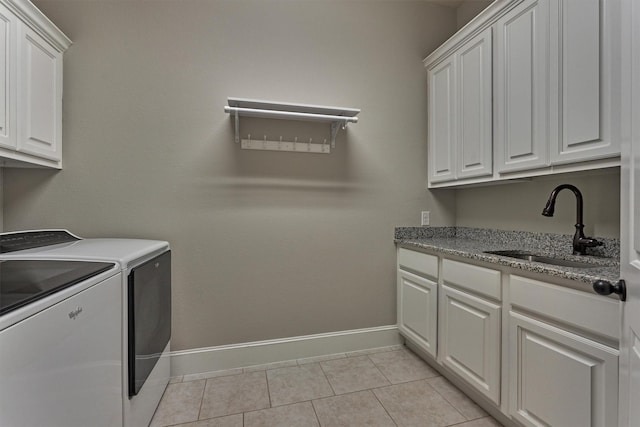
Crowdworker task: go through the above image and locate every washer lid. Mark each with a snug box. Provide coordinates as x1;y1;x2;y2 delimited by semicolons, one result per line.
0;260;115;316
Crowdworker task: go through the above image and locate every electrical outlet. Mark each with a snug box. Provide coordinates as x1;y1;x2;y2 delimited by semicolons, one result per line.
421;211;430;226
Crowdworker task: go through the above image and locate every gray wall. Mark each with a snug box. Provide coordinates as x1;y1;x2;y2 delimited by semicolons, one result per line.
455;168;620;238
457;0;493;29
3;0;457;351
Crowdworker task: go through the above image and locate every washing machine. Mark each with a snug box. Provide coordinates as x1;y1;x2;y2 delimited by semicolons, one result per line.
0;229;171;427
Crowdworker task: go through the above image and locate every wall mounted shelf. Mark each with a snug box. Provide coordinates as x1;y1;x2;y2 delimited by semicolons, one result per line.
224;97;360;152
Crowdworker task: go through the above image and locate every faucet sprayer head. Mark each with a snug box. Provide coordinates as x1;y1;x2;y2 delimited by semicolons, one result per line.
542;199;555;217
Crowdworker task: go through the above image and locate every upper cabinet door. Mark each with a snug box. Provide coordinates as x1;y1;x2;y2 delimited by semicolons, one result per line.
495;0;551;173
457;28;493;179
550;0;620;164
428;54;457;184
427;28;493;186
16;22;63;162
0;2;15;151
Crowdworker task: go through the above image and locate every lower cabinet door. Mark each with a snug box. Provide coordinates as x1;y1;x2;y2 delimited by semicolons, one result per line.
397;269;438;358
440;284;501;404
509;311;619;427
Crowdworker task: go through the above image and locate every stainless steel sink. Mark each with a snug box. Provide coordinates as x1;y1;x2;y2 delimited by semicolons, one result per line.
484;250;601;268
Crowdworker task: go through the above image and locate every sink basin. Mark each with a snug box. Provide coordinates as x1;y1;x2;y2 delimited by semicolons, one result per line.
484;250;601;268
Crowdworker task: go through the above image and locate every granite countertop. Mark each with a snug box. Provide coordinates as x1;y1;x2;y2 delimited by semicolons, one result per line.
395;227;620;285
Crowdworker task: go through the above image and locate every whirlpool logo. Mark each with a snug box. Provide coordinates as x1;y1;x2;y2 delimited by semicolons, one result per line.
68;306;83;320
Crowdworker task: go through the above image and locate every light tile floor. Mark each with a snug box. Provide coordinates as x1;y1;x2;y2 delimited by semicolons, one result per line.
151;345;504;427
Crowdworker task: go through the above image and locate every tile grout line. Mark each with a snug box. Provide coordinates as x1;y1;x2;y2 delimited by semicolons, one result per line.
370;387;399;427
149;385;170;426
422;379;468;423
309;399;322;427
366;353;395;385
196;379;207;422
317;361;337;397
446;415;501;427
264;369;273;410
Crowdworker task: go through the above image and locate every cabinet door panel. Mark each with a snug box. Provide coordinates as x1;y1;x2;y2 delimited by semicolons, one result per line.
440;284;501;404
496;0;550;173
552;0;620;164
458;28;493;179
562;0;599;146
17;23;62;161
509;312;619;427
398;269;438;358
428;55;456;183
0;3;14;150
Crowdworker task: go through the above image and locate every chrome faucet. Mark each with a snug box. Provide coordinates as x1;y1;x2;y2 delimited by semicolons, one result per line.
541;184;603;255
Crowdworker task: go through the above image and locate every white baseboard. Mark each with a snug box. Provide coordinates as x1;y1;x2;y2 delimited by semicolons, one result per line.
170;325;402;377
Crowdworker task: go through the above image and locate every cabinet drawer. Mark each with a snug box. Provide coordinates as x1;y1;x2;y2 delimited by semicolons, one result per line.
442;259;501;300
510;275;619;341
398;248;438;279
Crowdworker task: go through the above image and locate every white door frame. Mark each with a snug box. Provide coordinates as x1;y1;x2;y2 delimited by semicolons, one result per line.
618;0;640;424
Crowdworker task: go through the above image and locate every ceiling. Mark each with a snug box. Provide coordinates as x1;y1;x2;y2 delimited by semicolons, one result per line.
425;0;493;8
424;0;465;7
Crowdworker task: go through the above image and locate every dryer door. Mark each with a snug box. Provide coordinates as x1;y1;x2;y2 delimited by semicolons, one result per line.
127;250;171;397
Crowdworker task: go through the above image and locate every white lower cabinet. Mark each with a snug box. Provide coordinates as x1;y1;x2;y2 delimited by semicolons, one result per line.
396;247;620;426
397;248;439;358
440;284;501;405
397;269;438;358
509;311;619;427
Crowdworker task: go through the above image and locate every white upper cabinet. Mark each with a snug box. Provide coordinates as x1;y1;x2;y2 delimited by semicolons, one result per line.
550;0;620;164
457;28;493;179
424;0;621;187
0;0;70;168
495;0;551;173
427;28;493;184
17;22;63;161
428;54;456;183
0;2;15;151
